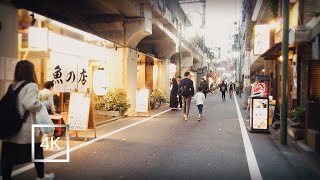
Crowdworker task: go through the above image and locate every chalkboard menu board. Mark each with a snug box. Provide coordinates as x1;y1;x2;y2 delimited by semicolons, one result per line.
68;93;90;131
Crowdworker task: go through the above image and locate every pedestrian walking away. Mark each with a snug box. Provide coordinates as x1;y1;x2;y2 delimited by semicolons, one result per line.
0;60;55;180
169;78;179;109
200;78;209;98
194;86;206;121
178;72;195;120
219;80;228;100
176;76;183;108
229;82;235;98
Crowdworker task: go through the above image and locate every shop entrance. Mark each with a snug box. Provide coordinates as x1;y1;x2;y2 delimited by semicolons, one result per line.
136;54;160;91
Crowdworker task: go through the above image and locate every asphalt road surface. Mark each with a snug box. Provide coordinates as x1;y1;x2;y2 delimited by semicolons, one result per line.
8;93;320;180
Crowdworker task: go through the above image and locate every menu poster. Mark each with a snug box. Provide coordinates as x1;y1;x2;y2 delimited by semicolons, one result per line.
252;98;268;130
136;89;149;113
67;93;90;131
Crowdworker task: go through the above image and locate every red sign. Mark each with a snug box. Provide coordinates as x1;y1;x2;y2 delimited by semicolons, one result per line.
252;82;268;97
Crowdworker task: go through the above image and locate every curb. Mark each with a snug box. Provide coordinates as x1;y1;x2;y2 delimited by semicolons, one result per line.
96;116;126;126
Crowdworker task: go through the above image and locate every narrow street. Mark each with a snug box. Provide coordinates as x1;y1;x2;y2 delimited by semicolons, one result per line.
12;93;319;180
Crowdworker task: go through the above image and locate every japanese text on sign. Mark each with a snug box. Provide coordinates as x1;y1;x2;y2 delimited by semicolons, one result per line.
50;52;88;92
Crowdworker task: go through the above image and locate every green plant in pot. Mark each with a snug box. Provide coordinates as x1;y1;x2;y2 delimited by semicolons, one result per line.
288;106;306;140
95;88;131;116
291;107;306;128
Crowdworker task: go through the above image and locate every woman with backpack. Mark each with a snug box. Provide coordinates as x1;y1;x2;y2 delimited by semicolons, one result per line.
1;60;54;180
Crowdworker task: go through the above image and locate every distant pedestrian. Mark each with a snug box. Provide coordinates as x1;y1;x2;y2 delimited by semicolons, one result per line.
194;86;206;121
176;75;183;108
219;80;228;100
200;78;209;98
1;60;55;180
228;82;235;98
179;72;195;120
39;81;59;115
169;78;179;108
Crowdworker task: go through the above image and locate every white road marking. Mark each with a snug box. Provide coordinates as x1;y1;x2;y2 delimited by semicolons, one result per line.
12;108;172;177
233;93;263;180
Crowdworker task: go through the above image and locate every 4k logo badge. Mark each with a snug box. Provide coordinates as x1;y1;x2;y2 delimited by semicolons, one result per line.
32;124;70;162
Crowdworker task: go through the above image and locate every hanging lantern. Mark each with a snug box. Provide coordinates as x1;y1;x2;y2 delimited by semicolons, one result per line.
93;67;108;96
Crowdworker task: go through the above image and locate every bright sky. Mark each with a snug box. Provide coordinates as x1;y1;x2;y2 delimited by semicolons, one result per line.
181;0;242;58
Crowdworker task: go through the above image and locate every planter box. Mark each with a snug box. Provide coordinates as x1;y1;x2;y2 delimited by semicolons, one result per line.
288;127;305;140
307;129;320;152
95;110;122;117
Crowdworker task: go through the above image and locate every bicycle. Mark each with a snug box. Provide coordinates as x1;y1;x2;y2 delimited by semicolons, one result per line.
150;96;161;110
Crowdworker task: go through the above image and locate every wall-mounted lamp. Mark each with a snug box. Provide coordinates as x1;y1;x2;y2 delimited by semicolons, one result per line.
30;13;36;26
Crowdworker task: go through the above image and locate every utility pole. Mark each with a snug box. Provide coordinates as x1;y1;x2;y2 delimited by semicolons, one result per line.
280;0;290;145
179;23;182;77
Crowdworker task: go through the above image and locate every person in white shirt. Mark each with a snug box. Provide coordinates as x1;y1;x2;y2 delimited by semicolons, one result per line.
39;81;57;115
194;86;206;121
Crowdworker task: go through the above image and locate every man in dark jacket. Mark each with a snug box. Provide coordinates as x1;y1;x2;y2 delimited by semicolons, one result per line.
179;71;195;120
200;78;209;98
219;80;228;100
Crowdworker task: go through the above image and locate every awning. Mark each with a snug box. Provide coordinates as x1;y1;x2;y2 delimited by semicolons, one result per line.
261;43;282;60
260;42;295;60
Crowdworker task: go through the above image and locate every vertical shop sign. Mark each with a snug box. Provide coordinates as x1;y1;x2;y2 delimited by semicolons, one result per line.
254;24;270;55
292;62;297;99
244;51;251;86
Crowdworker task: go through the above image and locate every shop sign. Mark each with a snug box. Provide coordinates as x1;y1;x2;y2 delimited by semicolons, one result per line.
250;98;269;130
50;51;88;92
136;89;149;112
244;51;251;86
252;82;268;97
254;24;270;55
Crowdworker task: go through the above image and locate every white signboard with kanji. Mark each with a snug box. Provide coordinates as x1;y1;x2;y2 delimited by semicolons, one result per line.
77;62;89;92
50;51;88;92
65;63;78;92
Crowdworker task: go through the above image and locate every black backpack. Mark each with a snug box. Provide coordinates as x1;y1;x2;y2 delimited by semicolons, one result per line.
0;81;30;139
180;85;192;96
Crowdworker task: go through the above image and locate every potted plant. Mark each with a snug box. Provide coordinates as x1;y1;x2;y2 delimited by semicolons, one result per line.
288;106;306;140
94;88;131;117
